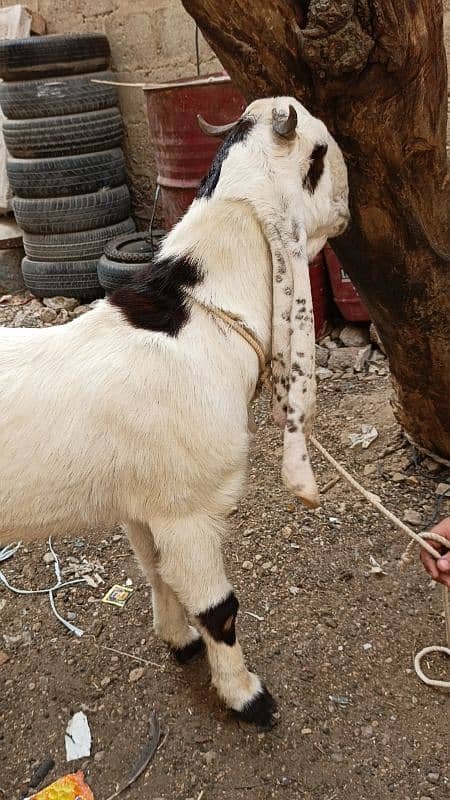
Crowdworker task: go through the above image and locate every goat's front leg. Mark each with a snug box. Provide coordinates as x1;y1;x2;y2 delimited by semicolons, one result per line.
125;521;203;662
152;512;276;727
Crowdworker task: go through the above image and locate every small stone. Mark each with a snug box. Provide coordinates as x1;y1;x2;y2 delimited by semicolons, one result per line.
0;651;9;666
55;309;70;325
363;464;377;476
363;642;372;651
403;509;422;527
362;725;373;738
316;367;333;381
426;773;440;785
330;751;344;763
289;586;300;595
203;750;217;765
328;347;361;372
369;322;385;352
421;457;440;474
71;304;91;317
94;750;105;763
242;561;253;570
354;345;372;372
128;667;145;683
436;483;450;496
43;296;79;311
392;472;406;482
301;727;312;735
281;525;292;539
339;324;370;348
315;344;329;367
40;308;57;323
101;676;111;687
43;552;56;565
66;611;76;621
261;561;272;570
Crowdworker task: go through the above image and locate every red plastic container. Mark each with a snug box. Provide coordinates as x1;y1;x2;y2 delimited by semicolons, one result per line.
324;243;370;322
309;251;330;339
145;74;246;229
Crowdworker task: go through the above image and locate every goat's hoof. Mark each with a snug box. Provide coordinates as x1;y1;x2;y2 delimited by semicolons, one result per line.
233;685;277;730
171;637;205;664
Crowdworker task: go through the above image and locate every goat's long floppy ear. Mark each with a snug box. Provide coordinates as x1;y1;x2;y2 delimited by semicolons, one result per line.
259;198;319;509
272;105;297;140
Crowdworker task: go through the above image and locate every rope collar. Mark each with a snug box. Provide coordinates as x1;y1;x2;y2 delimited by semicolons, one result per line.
192;298;271;391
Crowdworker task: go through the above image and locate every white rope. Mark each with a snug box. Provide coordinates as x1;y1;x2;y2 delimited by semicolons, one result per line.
310;435;450;690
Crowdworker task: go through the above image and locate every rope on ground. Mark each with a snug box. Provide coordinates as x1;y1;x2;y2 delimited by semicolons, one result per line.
310;434;450;690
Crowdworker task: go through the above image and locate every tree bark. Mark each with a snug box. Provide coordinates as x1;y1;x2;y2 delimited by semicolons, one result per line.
182;0;450;459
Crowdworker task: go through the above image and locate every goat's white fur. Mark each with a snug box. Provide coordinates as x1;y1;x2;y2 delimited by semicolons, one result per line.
0;97;348;721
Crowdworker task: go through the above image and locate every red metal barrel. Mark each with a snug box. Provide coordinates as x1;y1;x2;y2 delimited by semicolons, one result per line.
309;251;331;339
324;243;370;322
144;74;246;229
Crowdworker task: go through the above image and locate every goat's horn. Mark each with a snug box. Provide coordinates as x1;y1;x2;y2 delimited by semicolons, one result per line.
197;114;238;137
272;104;297;139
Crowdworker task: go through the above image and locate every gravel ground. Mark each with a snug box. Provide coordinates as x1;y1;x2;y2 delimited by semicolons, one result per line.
0;294;449;800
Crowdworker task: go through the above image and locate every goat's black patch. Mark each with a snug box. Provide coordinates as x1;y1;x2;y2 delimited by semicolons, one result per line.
233;686;277;729
110;255;202;336
198;592;239;646
303;143;328;194
197;116;256;199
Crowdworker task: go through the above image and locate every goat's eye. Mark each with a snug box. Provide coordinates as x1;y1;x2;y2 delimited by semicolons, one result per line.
303;143;328;194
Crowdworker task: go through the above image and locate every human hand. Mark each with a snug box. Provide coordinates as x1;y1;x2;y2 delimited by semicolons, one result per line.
420;517;450;588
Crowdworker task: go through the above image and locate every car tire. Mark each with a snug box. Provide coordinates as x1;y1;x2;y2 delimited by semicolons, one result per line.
23;217;136;262
103;231;156;263
7;148;126;199
0;71;118;119
22;255;103;300
3;108;123;158
14;185;131;235
0;34;110;81
97;253;153;293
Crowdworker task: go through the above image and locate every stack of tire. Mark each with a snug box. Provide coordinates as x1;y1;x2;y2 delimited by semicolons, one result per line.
0;33;135;299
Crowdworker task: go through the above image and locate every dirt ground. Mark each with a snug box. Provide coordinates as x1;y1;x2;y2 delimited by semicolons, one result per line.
0;298;449;800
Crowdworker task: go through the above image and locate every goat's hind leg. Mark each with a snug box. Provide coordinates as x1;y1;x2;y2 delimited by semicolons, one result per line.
125;521;204;663
152;512;276;727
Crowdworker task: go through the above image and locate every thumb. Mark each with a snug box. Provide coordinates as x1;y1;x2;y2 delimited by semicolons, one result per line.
436;555;450;572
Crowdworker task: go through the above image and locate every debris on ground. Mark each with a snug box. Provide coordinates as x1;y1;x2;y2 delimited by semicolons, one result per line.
104;713;160;800
348;424;379;449
65;712;92;761
102;585;134;608
25;771;93;800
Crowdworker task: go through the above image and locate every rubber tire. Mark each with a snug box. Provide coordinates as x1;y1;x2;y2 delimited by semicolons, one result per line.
22;256;103;300
7;149;126;199
98;253;152;293
0;34;110;81
0;71;118;120
104;231;155;263
23;217;136;262
3;108;123;158
14;185;131;235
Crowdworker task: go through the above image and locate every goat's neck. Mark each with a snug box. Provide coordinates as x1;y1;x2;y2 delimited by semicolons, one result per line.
160;198;272;354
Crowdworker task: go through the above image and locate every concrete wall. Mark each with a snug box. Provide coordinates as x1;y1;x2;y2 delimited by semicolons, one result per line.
0;0;221;226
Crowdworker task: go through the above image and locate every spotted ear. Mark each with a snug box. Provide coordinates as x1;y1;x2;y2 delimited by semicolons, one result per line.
303;143;328;193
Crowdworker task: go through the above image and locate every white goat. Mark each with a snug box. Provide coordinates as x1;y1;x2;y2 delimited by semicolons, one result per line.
0;97;348;728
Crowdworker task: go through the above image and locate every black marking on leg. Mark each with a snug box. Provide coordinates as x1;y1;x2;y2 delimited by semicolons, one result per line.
233;686;277;730
171;637;205;664
198;592;239;646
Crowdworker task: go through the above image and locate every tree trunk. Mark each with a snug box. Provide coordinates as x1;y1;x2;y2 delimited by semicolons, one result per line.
182;0;450;460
